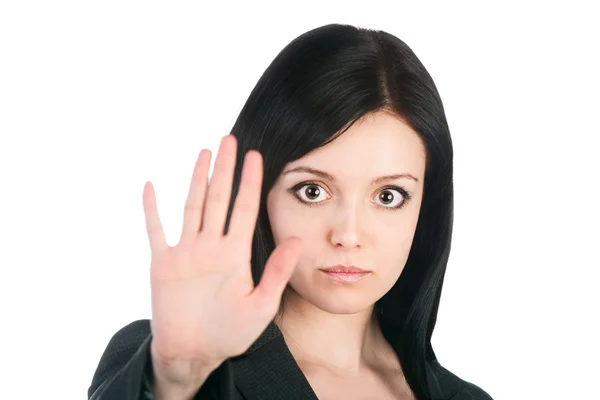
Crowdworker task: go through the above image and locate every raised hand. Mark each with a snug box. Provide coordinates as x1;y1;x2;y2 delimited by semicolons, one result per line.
142;134;301;387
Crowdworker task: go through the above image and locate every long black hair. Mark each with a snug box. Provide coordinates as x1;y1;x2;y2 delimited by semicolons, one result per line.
223;23;456;400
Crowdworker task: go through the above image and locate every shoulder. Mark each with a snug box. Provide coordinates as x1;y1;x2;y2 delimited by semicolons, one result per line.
96;319;151;367
429;362;493;400
101;319;152;359
88;319;153;399
451;380;493;400
109;319;151;342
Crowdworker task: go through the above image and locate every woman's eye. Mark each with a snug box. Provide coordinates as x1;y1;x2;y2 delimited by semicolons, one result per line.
374;188;406;208
291;183;409;210
294;183;329;203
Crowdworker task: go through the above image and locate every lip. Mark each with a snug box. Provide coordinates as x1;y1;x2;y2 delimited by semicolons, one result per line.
319;265;371;284
321;265;369;273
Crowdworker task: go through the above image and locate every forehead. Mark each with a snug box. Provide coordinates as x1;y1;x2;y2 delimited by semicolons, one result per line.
285;112;426;180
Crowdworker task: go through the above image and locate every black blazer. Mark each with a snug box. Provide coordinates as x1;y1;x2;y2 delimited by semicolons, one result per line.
88;319;492;399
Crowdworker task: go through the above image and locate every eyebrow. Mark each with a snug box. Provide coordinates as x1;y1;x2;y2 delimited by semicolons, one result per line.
282;166;419;184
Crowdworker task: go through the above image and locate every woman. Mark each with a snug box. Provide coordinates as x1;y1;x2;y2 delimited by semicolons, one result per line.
88;23;493;400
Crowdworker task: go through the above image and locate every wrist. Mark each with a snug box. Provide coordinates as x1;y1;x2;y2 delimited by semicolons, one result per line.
150;339;224;386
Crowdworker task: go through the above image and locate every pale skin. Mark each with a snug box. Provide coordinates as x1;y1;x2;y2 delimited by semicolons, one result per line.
143;110;425;399
269;110;426;399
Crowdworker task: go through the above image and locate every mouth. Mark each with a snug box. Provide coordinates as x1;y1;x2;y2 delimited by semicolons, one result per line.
321;265;369;273
319;265;372;283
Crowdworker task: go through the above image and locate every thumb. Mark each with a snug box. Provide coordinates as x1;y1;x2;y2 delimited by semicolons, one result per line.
250;236;301;310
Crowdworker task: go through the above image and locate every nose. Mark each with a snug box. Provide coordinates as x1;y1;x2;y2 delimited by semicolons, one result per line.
328;204;364;249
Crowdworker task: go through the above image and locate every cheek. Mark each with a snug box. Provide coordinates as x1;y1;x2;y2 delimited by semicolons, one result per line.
268;208;317;250
268;198;318;238
377;223;418;273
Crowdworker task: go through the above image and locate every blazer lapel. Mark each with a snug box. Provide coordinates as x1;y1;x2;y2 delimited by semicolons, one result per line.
231;321;319;400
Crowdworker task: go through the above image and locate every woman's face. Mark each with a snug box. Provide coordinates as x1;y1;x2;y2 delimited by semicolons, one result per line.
266;111;427;314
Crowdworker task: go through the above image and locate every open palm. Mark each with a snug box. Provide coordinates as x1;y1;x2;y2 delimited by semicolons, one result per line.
142;135;301;383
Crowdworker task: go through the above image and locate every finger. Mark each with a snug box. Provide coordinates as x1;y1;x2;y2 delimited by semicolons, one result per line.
180;149;212;242
143;181;168;254
201;135;237;236
227;150;263;247
251;237;302;311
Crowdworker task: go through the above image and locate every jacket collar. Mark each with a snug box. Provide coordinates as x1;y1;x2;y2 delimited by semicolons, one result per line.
231;320;460;399
231;320;319;400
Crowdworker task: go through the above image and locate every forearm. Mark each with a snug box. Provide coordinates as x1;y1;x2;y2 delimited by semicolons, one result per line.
152;378;205;400
152;365;213;400
151;350;222;400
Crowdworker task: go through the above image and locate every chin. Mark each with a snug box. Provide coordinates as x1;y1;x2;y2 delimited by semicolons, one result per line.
321;305;368;315
287;277;379;315
312;295;374;315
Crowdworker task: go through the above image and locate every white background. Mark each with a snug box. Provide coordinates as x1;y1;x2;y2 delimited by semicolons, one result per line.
1;1;598;399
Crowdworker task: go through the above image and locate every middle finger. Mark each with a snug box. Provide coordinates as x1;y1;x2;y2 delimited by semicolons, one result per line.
200;134;237;236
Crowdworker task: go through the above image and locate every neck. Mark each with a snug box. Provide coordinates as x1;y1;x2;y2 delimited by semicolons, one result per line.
273;287;390;374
